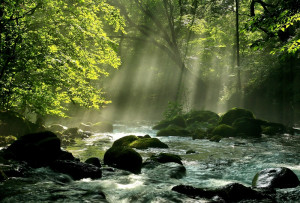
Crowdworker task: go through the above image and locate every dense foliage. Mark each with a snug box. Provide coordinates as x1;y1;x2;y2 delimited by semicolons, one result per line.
0;0;125;117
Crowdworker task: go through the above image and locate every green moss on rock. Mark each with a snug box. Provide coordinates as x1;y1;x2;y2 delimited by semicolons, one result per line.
149;153;183;165
153;115;186;130
219;108;255;126
112;135;139;147
129;138;168;149
212;124;236;138
186;110;219;125
103;146;142;174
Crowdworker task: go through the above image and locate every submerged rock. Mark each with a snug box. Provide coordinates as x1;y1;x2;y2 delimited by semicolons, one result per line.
219;108;255;126
172;183;268;202
50;160;102;180
252;167;300;189
143;153;183;166
103;146;142;174
85;157;102;168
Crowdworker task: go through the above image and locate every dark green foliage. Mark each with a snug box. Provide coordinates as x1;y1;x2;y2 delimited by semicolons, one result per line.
232;118;262;138
219;108;255;126
212;124;236;138
0;111;41;138
163;102;183;120
0;135;17;147
103;146;142;174
157;125;191;137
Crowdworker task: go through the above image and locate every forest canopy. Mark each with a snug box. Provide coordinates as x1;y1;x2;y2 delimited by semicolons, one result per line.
0;0;125;117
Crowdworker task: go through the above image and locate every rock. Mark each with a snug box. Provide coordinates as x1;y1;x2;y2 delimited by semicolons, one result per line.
129;138;169;149
186;149;196;154
192;129;207;140
185;110;219;125
153;115;186;130
157;125;190;137
0;170;7;182
144;153;183;166
112;135;168;150
209;135;222;142
172;183;267;202
85;157;102;168
252;167;300;189
91;122;113;132
261;122;287;135
3;131;75;167
0;111;42;138
232;117;262;138
112;135;139;147
103;146;142;174
63;127;83;139
212;124;236;138
47;124;66;132
219;108;255;126
50;160;102;180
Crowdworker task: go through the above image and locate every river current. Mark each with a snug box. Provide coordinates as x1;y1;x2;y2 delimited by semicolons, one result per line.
1;121;300;202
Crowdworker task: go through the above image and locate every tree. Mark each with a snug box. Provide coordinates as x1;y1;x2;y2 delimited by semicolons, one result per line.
0;0;125;117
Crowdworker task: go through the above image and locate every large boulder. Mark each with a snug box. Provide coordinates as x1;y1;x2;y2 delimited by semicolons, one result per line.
50;160;102;180
185;110;219;125
103;146;142;174
212;124;236;138
232;117;262;138
252;167;300;189
47;124;66;133
172;183;267;202
3;131;75;167
219;108;255;126
157;125;190;137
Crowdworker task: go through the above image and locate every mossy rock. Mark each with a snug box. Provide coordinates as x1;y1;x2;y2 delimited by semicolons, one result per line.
209;135;222;142
112;135;139;147
232;118;262;138
261;122;286;135
157;125;191;137
129;138;168;149
219;108;255;126
91;122;113;132
212;124;236;138
103;146;142;174
186;110;219;125
112;135;168;149
148;153;183;165
192;129;207;140
153;115;186;130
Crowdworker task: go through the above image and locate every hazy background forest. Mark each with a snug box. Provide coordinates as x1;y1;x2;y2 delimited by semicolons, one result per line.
1;0;300;125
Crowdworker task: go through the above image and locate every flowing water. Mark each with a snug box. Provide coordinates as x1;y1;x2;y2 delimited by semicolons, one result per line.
1;121;300;202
